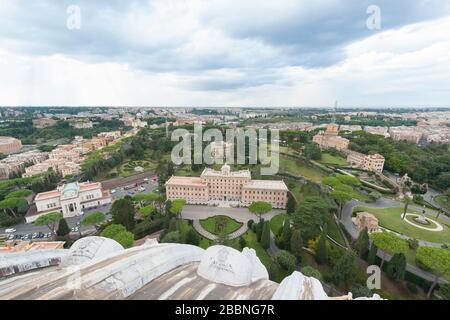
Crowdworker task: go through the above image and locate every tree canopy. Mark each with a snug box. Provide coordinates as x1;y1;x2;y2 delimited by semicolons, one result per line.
139;205;155;219
416;247;450;297
291;196;330;241
81;211;105;226
371;232;408;268
170;199;186;218
248;201;272;221
371;232;408;256
35;212;63;233
111;197;136;231
5;189;33;199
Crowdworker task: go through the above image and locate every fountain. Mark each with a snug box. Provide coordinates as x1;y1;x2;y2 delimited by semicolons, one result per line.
413;210;431;225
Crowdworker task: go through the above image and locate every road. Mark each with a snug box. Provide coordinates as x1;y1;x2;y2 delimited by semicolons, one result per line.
0;180;158;238
423;187;450;215
181;205;285;223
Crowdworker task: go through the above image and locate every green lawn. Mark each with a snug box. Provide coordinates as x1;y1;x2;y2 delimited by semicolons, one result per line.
435;195;450;211
242;230;272;268
279;156;326;183
354;206;450;244
270;214;288;235
199;216;243;236
319;153;348;166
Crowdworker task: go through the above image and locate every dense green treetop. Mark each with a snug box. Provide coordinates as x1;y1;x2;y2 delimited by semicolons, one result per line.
371;232;408;256
81;211;105;226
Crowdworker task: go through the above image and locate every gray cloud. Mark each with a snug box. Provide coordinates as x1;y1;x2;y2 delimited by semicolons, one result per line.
0;0;449;97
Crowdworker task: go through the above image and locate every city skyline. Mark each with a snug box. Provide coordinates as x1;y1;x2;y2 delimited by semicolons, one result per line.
1;1;450;107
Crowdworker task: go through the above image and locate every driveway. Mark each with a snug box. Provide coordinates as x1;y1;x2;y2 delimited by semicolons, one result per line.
181;205;285;223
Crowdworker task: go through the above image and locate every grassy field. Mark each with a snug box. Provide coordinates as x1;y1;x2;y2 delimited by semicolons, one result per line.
279;156;326;183
270;214;288;235
199;216;243;235
435;195;450;211
319;153;348;166
354;206;450;244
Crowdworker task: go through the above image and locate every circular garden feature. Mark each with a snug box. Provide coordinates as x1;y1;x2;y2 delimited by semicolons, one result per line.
199;215;243;236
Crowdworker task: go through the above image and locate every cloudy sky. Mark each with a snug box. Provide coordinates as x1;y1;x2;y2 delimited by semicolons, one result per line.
0;0;450;107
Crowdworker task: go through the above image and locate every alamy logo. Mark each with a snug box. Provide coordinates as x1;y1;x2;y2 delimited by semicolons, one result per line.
171;124;280;175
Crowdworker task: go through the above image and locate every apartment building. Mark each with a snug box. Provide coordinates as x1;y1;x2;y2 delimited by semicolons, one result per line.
346;151;385;174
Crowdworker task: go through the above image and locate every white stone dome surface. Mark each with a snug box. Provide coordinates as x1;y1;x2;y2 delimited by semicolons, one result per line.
62;236;124;265
197;245;268;287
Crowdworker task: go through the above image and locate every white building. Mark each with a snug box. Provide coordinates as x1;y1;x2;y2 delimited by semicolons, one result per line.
28;182;112;223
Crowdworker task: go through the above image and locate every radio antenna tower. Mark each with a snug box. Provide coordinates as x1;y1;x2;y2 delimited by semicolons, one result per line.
332;100;338;123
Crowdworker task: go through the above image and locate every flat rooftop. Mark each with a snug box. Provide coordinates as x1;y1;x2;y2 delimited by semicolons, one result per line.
243;180;288;191
201;168;251;179
166;176;207;187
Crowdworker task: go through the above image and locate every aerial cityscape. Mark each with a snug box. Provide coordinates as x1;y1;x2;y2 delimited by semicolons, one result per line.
0;0;450;309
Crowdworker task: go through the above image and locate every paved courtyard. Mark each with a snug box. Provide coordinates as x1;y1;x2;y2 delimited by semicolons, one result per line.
181;205;285;223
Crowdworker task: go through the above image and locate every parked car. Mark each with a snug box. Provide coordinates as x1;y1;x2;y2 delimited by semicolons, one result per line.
111;189;117;194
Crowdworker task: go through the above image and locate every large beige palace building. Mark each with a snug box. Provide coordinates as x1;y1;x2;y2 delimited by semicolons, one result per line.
166;164;288;209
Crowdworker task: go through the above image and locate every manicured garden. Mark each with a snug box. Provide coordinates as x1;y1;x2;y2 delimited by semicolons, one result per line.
199;215;243;236
354;206;450;244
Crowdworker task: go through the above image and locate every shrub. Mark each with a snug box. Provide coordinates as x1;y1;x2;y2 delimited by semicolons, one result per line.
185;229;200;246
274;250;296;273
351;284;372;298
407;238;419;250
161;231;182;243
301;266;322;281
133;219;165;239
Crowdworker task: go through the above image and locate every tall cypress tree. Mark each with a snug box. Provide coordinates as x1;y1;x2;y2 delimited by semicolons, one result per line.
56;218;70;237
279;218;292;250
286;194;297;214
290;229;303;261
315;224;328;264
367;242;378;265
260;221;271;250
386;253;406;282
256;218;265;242
354;227;370;257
